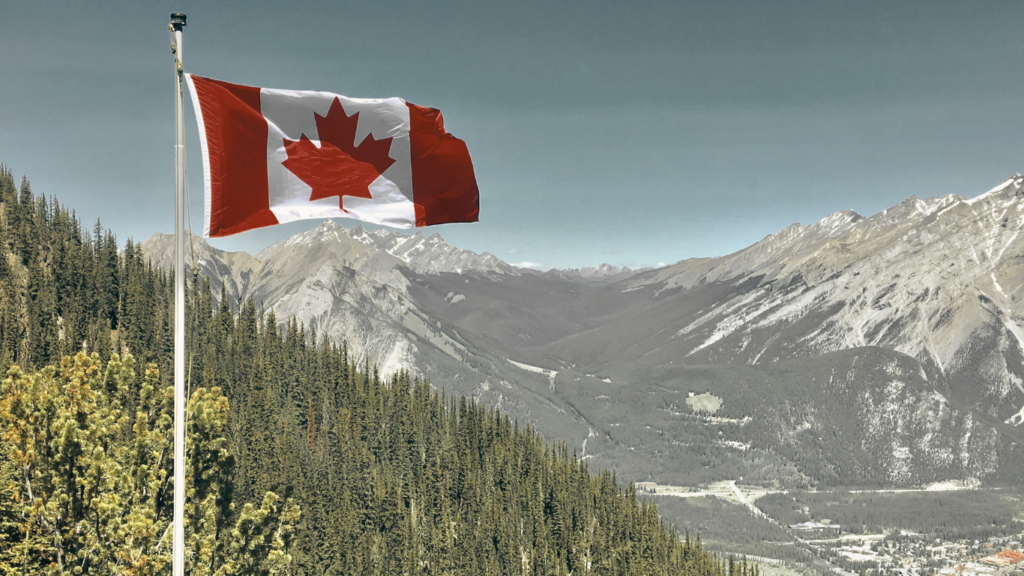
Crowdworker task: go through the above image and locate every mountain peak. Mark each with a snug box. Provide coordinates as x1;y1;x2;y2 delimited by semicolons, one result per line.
810;209;863;233
863;194;961;229
549;263;644;284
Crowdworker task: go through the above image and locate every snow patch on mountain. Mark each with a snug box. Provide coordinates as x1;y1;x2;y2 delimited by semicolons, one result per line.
635;175;1024;421
256;220;518;283
508;359;558;391
141;220;521;382
965;175;1021;205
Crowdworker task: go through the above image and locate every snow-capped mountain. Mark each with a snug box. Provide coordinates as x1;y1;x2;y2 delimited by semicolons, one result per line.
396;176;1024;486
545;264;647;284
143;221;513;376
145;220;518;299
616;176;1024;425
141;177;1024;489
143;230;419;376
256;220;518;284
141;223;597;446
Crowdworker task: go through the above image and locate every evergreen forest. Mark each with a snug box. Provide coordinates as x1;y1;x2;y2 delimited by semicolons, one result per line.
0;167;741;575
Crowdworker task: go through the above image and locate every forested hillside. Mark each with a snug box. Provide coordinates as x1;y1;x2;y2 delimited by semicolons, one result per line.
0;167;734;575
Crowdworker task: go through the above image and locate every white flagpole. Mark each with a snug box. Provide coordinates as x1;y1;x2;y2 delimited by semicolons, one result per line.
169;12;187;576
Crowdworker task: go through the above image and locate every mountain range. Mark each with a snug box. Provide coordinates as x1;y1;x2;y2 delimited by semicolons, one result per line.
142;176;1024;490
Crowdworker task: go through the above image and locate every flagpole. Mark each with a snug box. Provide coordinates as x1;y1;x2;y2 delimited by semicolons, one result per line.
170;12;187;576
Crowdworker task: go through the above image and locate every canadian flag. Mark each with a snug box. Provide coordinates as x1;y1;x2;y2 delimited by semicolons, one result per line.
185;74;479;237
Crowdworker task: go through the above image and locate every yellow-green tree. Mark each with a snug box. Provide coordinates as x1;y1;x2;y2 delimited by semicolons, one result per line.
0;351;300;575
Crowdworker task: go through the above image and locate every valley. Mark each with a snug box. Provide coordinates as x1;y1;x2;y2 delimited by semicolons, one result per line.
141;175;1024;572
643;481;1023;576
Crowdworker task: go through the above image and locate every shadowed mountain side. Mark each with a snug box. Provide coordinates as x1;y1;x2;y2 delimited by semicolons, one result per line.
403;269;650;368
141;229;596;446
558;348;1024;489
410;177;1024;425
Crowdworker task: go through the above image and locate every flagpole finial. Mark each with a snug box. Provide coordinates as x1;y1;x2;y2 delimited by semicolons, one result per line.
170;13;187;30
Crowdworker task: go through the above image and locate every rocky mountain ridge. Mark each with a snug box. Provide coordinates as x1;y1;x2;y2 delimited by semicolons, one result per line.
544;263;646;284
140;175;1024;489
616;175;1024;424
140;222;633;390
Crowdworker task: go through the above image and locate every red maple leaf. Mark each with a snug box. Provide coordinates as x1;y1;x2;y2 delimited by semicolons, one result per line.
282;98;396;209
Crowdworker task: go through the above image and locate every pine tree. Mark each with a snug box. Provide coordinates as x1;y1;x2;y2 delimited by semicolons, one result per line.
0;170;731;576
0;352;300;574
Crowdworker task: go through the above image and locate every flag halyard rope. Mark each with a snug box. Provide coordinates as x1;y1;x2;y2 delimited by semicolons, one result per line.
168;24;183;75
167;20;199;414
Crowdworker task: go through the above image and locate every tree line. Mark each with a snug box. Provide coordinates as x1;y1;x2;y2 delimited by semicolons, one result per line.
0;166;745;575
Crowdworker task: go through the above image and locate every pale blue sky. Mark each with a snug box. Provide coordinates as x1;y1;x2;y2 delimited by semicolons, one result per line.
3;1;1024;269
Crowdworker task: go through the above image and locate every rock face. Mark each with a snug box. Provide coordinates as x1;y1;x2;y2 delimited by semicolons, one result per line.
619;176;1024;425
142;221;516;377
141;176;1024;488
144;220;516;296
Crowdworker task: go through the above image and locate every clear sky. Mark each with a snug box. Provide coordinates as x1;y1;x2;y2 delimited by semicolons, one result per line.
3;1;1024;270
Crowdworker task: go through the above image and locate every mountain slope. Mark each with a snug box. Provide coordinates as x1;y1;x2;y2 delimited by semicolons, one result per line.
609;176;1024;424
141;175;1024;489
141;227;593;445
414;176;1024;426
142;222;520;376
559;348;1022;489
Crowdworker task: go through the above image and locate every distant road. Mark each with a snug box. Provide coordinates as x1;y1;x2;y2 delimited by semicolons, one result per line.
648;480;987;500
644;479;975;576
